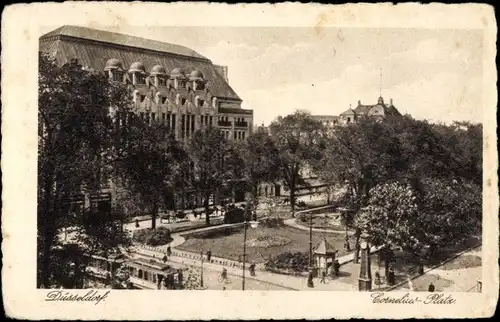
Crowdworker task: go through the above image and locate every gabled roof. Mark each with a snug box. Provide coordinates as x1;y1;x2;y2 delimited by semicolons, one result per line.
340;108;356;116
39;26;241;101
314;239;337;255
40;25;209;61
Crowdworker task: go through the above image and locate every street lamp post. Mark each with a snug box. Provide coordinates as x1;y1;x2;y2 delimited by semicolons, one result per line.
309;211;313;272
242;199;259;291
200;250;204;288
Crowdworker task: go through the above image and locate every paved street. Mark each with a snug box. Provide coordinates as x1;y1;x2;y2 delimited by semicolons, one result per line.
391;246;482;292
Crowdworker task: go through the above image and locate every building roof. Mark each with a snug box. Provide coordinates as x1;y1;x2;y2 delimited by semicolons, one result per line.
39;26;241;101
40;25;209;61
339;108;357;116
314;239;337;255
353;96;401;117
218;107;253;115
311;115;340;120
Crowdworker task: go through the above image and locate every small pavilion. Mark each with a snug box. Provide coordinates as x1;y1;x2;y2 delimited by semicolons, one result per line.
313;239;338;277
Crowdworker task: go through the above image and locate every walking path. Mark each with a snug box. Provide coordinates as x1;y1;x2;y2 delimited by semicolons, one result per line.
283;218;354;235
390;246;482;292
131;246;356;291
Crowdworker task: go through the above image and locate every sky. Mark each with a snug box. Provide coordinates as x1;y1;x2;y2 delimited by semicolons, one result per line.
41;26;484;125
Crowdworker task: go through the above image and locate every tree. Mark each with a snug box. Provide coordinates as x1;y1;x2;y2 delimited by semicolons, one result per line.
412;177;481;257
355;181;420;278
356;177;481;277
188;127;235;225
269;110;325;216
37;53;131;288
232;127;280;212
117;119;185;229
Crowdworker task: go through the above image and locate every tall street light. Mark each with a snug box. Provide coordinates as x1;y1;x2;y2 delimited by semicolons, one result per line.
200;250;204;288
309;210;313;272
242;197;259;291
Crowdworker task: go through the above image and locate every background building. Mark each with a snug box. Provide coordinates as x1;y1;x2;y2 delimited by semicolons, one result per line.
311;95;401;126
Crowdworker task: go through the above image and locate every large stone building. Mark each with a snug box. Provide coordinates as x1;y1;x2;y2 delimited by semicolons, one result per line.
39;25;253;143
311;95;401;128
39;25;253;212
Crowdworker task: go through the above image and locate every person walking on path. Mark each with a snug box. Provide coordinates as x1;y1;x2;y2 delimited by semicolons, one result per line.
320;271;326;284
428;282;435;292
167;245;172;257
162;253;168;263
249;263;256;276
333;259;340;278
207;250;212;262
307;272;314;288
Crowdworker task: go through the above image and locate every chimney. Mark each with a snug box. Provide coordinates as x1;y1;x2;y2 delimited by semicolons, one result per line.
390;98;393;106
358;100;361;106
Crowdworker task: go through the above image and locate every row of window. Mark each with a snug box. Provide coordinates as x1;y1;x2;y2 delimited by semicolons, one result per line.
133;92;206;109
220;130;246;141
111;71;204;91
116;111;248;141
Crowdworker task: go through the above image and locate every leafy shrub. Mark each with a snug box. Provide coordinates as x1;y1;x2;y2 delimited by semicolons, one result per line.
261;217;285;228
265;251;310;273
190;226;241;239
133;227;172;246
224;206;245;224
176;211;187;219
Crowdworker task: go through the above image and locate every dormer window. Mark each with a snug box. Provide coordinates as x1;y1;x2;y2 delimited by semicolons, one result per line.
136;74;147;85
199;99;205;107
158;77;167;87
177;79;186;89
111;71;123;82
181;98;186;105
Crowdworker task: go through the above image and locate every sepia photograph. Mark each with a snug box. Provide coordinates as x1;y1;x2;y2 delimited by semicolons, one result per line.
2;2;498;320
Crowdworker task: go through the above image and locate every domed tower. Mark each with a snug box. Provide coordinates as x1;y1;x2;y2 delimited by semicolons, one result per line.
128;62;147;85
104;58;124;82
189;69;206;91
150;65;168;87
377;95;384;105
170;67;187;89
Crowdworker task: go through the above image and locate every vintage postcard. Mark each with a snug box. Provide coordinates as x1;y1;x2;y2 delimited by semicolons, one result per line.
1;2;498;320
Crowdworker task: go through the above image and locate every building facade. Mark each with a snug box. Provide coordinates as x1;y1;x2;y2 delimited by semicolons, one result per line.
311;95;401;127
39;25;253;143
39;25;253;213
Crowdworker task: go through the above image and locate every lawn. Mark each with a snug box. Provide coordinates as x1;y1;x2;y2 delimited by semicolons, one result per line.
296;216;346;230
176;225;355;264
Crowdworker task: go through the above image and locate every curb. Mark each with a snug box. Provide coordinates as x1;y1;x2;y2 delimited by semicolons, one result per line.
384;242;482;292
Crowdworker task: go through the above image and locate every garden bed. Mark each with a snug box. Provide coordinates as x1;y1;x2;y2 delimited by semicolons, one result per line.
177;225;355;264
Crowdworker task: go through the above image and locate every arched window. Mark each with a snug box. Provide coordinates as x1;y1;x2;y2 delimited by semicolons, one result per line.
111;71;123;82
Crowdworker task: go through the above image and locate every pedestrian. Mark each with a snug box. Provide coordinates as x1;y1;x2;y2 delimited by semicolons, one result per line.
207;250;212;262
374;271;381;286
249;263;256;276
320;271;326;284
177;269;183;286
344;240;351;251
221;268;227;280
307;272;314;288
167;245;172;257
428;282;435;292
135;219;140;228
388;268;395;285
162;254;168;263
333;259;340;277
